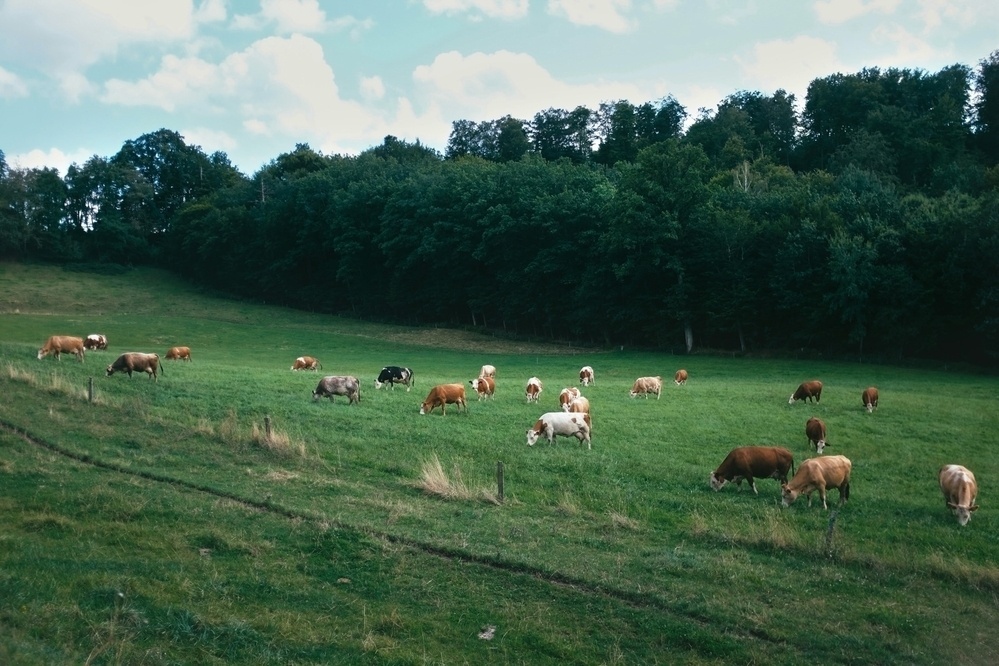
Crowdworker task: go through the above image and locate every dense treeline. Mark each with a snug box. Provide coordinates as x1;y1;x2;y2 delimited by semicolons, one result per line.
2;54;999;362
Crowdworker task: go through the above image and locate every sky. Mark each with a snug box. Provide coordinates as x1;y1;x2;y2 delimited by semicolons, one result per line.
1;0;996;177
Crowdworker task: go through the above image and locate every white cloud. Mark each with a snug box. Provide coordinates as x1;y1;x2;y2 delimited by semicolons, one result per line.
651;0;680;10
547;0;636;33
180;126;237;154
813;0;901;25
0;66;29;98
734;36;843;102
360;76;386;100
58;72;96;104
870;24;945;65
915;0;977;31
8;147;93;177
260;0;327;34
102;54;218;111
422;0;530;19
194;0;227;23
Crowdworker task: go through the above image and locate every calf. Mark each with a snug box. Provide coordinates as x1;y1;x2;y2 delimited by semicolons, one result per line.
37;335;85;362
939;464;979;526
420;383;467;415
805;417;828;454
84;334;108;350
579;365;594;386
313;375;360;404
166;346;192;361
106;352;162;381
291;356;322;371
375;366;414;391
629;376;663;400
789;380;823;404
674;369;688;385
862;387;879;413
710;446;794;495
525;377;543;403
558;387;581;411
781;455;851;509
526;411;591;450
479;364;496;378
470;376;496;400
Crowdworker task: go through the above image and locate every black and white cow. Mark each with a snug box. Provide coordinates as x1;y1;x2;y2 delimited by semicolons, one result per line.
374;366;414;392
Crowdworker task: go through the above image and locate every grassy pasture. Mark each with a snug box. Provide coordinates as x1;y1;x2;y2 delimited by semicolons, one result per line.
1;262;998;664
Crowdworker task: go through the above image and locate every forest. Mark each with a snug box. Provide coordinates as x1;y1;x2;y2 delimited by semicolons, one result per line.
2;52;998;363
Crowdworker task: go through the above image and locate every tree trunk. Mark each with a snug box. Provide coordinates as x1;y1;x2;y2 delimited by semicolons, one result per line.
684;322;694;353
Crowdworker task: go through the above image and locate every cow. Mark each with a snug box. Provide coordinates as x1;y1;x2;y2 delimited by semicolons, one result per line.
420;383;467;415
479;364;496;378
805;417;828;454
558;387;581;411
781;455;852;509
579;366;595;386
291;356;322;371
710;446;794;495
106;352;162;381
313;375;360;405
862;387;879;413
83;334;108;351
567;395;590;414
470;376;496;400
37;335;85;362
789;380;823;404
939;464;979;526
166;346;192;361
526;412;592;450
629;376;663;400
674;369;688;385
375;366;414;392
525;377;543;403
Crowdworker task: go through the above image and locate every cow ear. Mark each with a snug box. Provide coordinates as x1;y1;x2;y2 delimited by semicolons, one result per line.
947;501;958;509
971;504;980;512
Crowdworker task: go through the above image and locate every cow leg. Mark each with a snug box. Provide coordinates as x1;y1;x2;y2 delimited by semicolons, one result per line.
748;477;758;495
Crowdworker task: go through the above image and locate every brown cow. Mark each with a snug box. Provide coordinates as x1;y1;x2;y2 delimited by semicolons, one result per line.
469;376;496;400
710;446;794;494
291;356;322;371
525;377;543;403
805;417;828;454
939;464;979;526
420;383;467;415
674;369;688;385
862;387;879;413
37;335;85;362
84;334;108;350
781;455;851;509
629;376;663;400
106;352;162;381
558;386;581;411
579;366;594;386
789;380;823;404
568;395;590;415
166;346;192;361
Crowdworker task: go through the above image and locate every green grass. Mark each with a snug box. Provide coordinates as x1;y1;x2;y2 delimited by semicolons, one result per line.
1;261;998;664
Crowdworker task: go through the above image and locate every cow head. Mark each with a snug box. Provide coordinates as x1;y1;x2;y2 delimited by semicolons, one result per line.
105;365;115;377
526;429;541;446
948;502;979;526
814;438;826;455
780;484;799;507
709;473;726;492
419;402;429;415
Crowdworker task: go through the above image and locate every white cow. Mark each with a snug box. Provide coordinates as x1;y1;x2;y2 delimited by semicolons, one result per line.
526;412;591;450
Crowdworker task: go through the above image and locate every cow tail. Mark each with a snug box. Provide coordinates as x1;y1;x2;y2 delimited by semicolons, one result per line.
843;481;850;502
158;354;164;376
319;362;323;370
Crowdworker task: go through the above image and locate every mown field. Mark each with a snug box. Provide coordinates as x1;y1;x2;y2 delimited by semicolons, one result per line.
1;262;998;665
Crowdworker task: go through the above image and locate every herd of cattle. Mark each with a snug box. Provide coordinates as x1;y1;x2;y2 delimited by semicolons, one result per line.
36;335;980;526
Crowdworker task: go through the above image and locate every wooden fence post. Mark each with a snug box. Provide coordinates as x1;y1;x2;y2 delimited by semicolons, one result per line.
496;461;504;503
264;415;272;440
88;377;94;404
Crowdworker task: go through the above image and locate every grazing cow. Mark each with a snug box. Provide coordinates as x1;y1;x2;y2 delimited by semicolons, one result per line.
862;387;879;413
805;417;828;454
525;377;543;403
526;411;592;450
420;383;468;415
291;356;322;371
629;376;663;400
479;364;497;378
939;464;979;526
166;346;192;361
789;380;823;404
37;335;85;362
567;395;590;414
470;376;496;400
781;455;852;509
84;334;108;350
674;369;688;385
106;352;162;381
579;366;595;386
710;446;794;495
375;366;414;392
313;375;360;405
559;387;581;411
